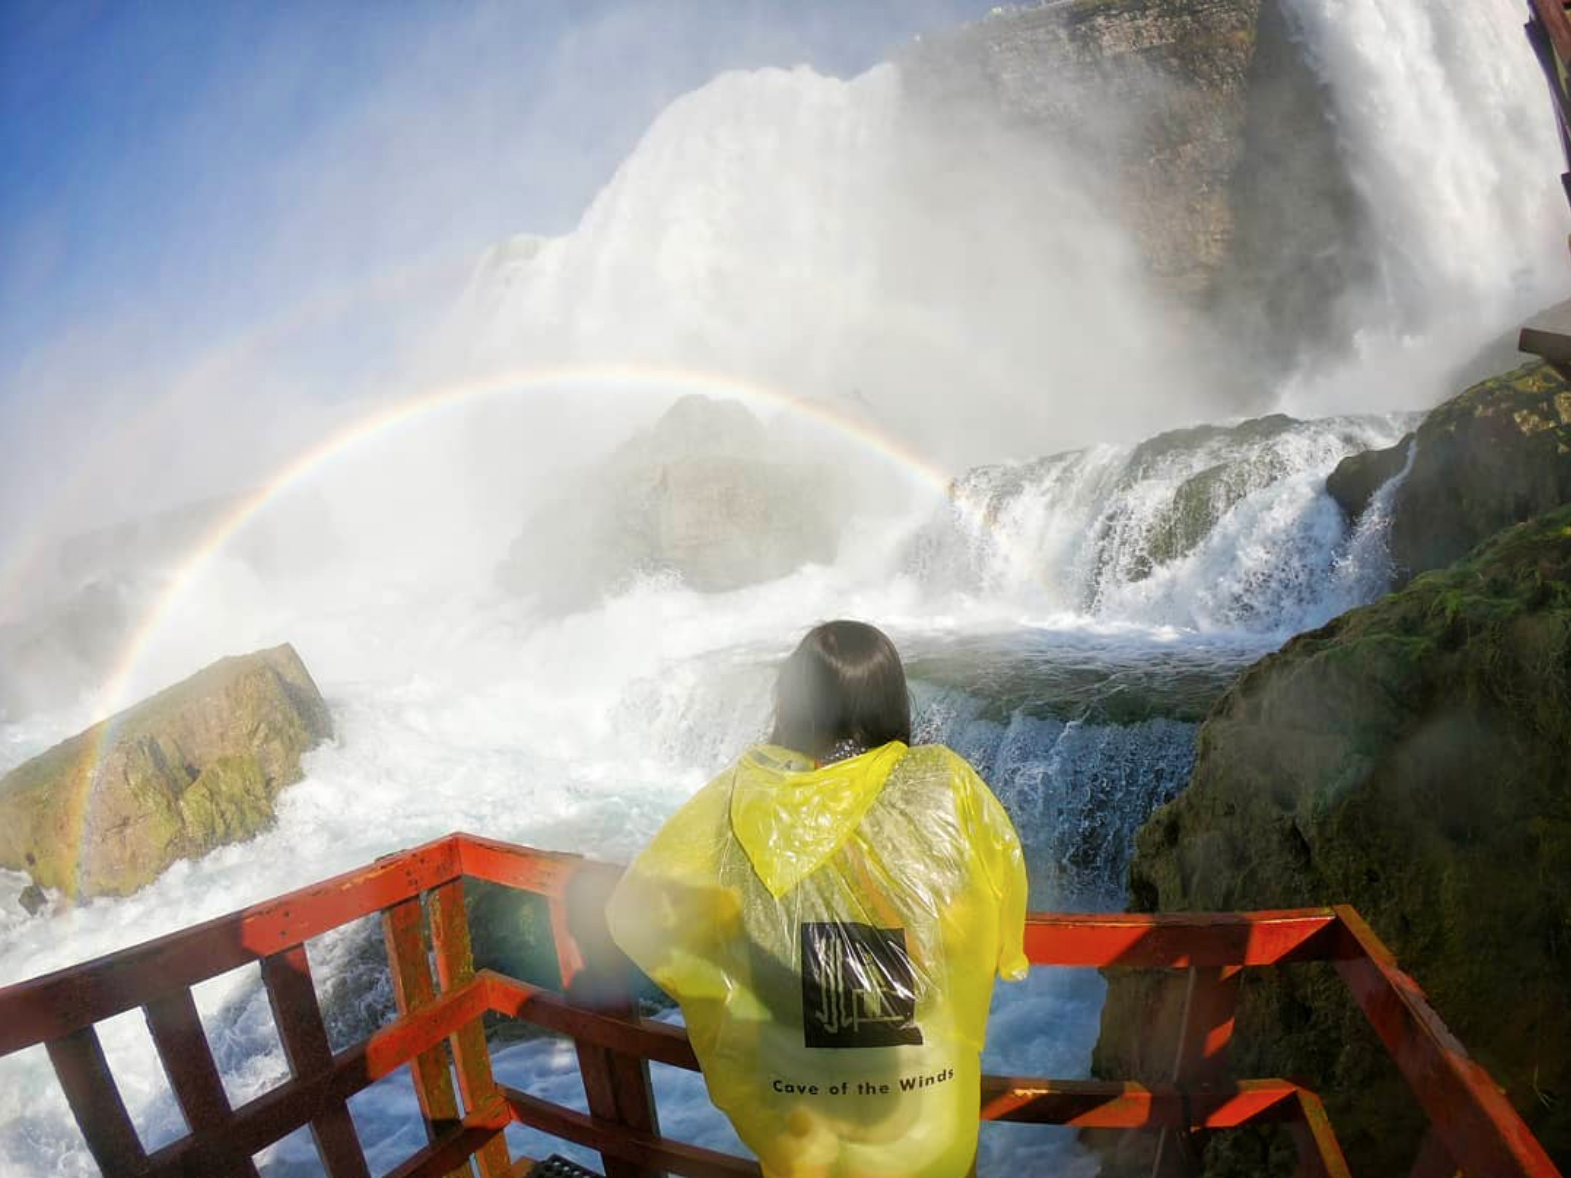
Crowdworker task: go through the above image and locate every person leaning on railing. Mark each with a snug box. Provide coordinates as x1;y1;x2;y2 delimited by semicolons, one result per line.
608;620;1028;1178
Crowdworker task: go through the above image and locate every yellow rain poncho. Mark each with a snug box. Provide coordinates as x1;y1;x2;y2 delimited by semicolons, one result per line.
606;741;1028;1178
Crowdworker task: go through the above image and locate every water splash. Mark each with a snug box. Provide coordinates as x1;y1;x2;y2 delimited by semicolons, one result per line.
912;413;1418;633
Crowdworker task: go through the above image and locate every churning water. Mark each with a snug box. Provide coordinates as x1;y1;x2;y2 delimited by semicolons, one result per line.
0;0;1560;1171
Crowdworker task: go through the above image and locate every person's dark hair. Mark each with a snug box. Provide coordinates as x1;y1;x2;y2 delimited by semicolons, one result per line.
770;620;911;759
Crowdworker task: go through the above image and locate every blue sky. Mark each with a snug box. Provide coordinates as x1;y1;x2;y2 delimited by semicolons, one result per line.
0;0;991;395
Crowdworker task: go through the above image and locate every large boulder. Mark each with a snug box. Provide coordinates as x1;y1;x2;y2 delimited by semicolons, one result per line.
1090;508;1571;1174
1328;360;1571;584
0;644;332;899
501;396;841;609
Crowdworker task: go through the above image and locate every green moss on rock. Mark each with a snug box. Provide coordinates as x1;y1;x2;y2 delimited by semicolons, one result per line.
0;644;332;899
1092;508;1571;1175
1326;360;1571;583
180;755;274;849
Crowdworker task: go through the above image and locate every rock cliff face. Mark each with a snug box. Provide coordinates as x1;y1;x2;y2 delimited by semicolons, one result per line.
0;645;332;899
501;396;841;608
900;0;1368;372
1092;509;1571;1174
1329;360;1571;585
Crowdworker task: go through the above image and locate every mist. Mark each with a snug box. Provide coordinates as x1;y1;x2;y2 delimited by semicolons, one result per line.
3;2;1570;1173
5;0;1560;632
1;0;992;597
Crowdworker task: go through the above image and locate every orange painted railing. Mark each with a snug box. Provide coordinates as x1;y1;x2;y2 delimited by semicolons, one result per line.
0;833;1559;1177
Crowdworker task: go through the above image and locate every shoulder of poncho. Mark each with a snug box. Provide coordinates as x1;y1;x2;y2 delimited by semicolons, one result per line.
893;743;977;782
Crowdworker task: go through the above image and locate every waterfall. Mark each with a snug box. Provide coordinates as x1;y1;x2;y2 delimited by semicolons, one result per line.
910;412;1418;633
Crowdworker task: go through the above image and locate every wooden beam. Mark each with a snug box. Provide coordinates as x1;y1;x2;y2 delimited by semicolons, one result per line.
430;879;512;1178
1519;295;1571;363
45;1026;148;1176
381;1093;512;1178
381;897;467;1178
455;833;584;897
1287;1089;1352;1178
978;1075;1302;1128
143;988;260;1176
550;861;662;1178
482;973;698;1071
260;946;371;1178
502;1085;761;1178
1332;906;1561;1178
1022;910;1339;968
1531;0;1571;68
144;974;492;1176
0;836;461;1055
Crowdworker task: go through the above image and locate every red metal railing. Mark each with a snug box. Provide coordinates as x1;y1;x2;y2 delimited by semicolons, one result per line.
0;833;1559;1177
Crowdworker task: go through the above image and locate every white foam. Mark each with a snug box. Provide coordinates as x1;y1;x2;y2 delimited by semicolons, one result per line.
4;0;1565;1167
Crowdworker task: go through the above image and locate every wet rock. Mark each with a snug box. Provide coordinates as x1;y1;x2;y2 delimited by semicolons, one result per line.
1325;434;1412;524
902;0;1371;373
18;883;46;916
1091;508;1571;1174
1327;360;1571;583
0;644;333;899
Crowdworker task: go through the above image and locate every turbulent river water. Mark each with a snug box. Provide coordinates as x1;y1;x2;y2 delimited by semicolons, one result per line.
0;0;1566;1173
0;407;1433;1174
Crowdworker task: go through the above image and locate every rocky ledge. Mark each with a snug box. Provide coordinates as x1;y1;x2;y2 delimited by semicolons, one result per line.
1090;507;1571;1173
1329;359;1571;585
0;644;332;900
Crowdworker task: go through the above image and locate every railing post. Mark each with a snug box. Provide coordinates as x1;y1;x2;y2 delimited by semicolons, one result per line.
44;1025;149;1176
429;878;513;1178
552;861;663;1178
382;895;473;1178
144;987;261;1176
1289;1090;1353;1178
1152;964;1242;1174
1173;966;1241;1087
260;945;372;1178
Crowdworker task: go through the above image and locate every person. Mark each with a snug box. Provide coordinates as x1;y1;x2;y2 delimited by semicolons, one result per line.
606;620;1029;1178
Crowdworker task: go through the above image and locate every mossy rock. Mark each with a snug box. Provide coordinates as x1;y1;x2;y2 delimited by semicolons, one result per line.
1092;508;1571;1175
1327;360;1571;584
0;644;332;899
466;879;565;994
1325;434;1412;523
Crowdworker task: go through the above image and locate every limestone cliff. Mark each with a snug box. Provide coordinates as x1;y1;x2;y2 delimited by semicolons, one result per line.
1092;509;1571;1174
0;644;333;899
900;0;1369;373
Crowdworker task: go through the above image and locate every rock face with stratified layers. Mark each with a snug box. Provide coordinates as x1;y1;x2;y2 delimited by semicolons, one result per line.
900;0;1368;373
1089;508;1571;1174
0;644;332;900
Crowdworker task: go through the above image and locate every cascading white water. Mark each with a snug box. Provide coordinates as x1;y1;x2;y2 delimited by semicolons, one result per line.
1282;0;1565;318
910;413;1419;633
2;0;1565;1172
1274;0;1571;411
456;61;1216;467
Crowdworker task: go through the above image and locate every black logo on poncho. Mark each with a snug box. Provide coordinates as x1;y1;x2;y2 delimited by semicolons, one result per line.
799;922;922;1048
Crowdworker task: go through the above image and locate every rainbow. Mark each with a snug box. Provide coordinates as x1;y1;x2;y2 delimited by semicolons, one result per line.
63;362;975;895
0;247;475;618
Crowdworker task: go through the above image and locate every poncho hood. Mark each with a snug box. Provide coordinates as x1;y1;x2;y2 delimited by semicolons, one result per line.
729;741;907;898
